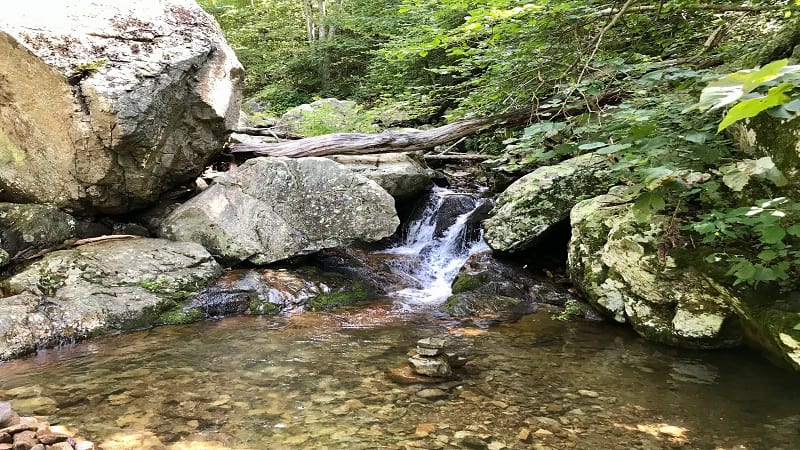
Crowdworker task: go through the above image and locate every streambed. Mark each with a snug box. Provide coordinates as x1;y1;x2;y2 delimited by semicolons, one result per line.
1;303;798;450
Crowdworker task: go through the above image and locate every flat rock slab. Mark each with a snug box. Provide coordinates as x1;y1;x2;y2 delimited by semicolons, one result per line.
158;157;399;264
0;238;221;361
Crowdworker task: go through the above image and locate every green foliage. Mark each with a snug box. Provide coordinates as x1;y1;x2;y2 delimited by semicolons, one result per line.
692;59;800;131
689;198;800;286
554;298;584;321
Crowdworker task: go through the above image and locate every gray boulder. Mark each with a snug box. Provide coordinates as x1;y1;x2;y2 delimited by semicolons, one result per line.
0;0;243;213
0;238;222;360
326;153;433;199
567;188;743;349
0;203;106;268
484;153;616;252
158;157;399;264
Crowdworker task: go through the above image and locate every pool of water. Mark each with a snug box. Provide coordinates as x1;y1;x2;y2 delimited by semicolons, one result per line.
1;302;798;450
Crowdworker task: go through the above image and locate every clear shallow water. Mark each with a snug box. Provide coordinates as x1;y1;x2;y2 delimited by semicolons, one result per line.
1;303;798;450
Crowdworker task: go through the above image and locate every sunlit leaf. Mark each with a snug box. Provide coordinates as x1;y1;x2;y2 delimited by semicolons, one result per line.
718;83;794;132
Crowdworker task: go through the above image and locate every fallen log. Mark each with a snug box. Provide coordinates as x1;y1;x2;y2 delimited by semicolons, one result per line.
229;90;622;158
235;127;304;140
423;154;495;161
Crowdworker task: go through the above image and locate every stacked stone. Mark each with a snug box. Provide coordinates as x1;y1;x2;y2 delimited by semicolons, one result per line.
0;402;94;450
407;338;467;378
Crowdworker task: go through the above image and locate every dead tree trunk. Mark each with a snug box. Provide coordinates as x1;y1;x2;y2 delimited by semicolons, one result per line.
229;90;621;158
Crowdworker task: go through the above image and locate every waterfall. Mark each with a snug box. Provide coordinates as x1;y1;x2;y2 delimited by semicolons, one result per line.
380;186;490;306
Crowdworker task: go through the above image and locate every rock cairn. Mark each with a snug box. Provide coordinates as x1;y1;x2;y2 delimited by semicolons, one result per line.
0;402;94;450
407;337;467;378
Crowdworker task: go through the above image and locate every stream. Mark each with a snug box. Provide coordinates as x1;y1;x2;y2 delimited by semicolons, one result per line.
1;188;799;449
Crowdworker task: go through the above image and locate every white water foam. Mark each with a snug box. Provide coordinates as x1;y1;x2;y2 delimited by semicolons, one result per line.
380;187;490;309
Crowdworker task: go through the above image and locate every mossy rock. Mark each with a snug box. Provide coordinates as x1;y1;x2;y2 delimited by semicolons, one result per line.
451;272;490;294
308;281;370;311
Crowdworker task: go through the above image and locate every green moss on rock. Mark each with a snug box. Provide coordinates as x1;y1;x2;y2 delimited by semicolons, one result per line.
308;281;369;311
451;273;490;294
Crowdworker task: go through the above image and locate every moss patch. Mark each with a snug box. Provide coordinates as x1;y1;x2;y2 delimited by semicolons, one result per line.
249;295;280;315
308;281;369;311
158;306;205;325
451;273;490;294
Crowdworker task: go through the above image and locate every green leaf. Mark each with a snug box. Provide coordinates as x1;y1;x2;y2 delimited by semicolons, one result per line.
760;225;786;244
722;168;750;192
757;249;778;262
633;191;665;222
794;322;800;331
787;224;800;237
718;83;794;132
692;222;717;235
595;143;631;155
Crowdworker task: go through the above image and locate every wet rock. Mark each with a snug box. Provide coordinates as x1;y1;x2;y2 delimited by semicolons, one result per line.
0;239;222;360
416;388;448;400
461;436;489;450
416;337;446;356
385;366;444;384
0;0;243;213
408;355;452;377
485;153;616;252
158;157;399;264
443;250;575;321
326;153;433;200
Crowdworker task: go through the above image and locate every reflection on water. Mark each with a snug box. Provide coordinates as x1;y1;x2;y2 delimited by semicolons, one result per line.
1;304;798;450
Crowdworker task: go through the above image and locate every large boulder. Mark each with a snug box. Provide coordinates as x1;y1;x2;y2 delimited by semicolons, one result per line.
325;153;433;200
0;0;243;213
484;153;616;252
0;238;222;360
158;157;400;264
567;188;744;349
0;203;107;268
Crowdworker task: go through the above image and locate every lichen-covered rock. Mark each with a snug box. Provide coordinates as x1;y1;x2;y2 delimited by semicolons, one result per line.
0;203;107;268
731;116;800;196
0;0;243;213
485;153;616;252
567;188;743;348
0;238;222;360
326;153;433;199
158;157;399;264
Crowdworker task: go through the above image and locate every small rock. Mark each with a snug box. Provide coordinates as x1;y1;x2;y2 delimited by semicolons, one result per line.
545;404;563;413
0;444;11;450
344;399;365;409
517;428;531;442
46;443;74;450
416;388;448;400
533;429;553;437
490;400;508;409
447;353;468;368
0;404;19;428
461;436;489;450
74;441;95;450
386;366;443;384
535;417;562;432
415;423;436;437
36;433;68;445
408;356;452;377
12;430;37;450
416;347;443;357
577;389;599;398
330;404;350;416
658;425;686;438
487;441;506;450
30;445;44;450
417;337;446;350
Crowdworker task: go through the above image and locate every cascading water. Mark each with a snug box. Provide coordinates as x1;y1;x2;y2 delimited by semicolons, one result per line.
379;186;490;306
